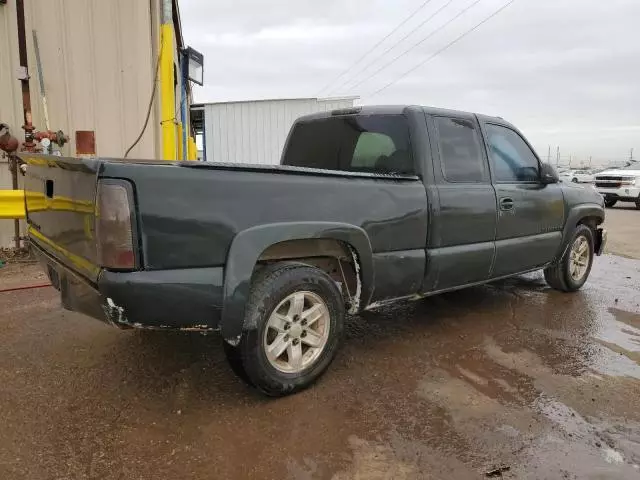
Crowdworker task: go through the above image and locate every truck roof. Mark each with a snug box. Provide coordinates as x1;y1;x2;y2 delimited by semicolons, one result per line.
296;104;511;127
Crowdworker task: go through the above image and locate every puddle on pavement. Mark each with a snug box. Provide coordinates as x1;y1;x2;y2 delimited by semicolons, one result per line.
232;257;640;478
590;308;640;381
598;308;640;354
3;256;640;479
518;395;640;479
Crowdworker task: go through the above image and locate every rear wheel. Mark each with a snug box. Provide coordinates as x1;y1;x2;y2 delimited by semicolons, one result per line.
544;225;594;292
604;198;617;208
224;263;345;396
572;177;578;183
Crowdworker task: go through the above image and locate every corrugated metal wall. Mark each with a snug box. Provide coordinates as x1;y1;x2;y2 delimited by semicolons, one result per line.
0;1;23;137
0;0;163;161
203;98;356;165
0;0;175;247
1;0;26;249
23;0;159;159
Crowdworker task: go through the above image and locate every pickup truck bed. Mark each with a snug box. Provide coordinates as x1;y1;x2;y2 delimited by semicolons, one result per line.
25;156;426;334
23;105;607;396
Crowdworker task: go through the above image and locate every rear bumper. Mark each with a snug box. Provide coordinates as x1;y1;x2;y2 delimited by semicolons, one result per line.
32;243;223;331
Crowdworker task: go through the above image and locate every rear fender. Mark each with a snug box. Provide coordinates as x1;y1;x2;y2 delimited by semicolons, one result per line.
221;222;374;343
555;204;605;260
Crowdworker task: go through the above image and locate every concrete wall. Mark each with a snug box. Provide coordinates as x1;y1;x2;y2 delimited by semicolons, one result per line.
203;97;356;165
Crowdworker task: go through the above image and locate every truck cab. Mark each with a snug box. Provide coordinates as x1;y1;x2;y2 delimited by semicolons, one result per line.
283;106;603;293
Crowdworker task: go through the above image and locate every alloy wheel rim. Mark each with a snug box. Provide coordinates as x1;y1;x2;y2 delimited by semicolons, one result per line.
569;236;590;281
263;291;331;373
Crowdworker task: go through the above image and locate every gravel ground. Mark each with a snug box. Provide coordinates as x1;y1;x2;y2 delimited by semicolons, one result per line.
0;208;639;479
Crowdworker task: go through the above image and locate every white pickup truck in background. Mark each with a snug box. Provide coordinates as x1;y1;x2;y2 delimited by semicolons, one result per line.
595;163;640;209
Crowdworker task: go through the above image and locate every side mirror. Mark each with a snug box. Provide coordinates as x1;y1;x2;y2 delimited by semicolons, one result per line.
540;163;559;184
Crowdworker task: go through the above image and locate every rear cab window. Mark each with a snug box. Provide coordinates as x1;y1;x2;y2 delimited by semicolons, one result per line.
281;115;414;175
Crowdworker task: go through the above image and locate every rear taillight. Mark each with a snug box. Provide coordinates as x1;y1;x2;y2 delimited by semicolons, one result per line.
96;180;136;270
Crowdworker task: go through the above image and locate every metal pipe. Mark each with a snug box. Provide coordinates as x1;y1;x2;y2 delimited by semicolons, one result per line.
32;30;50;131
14;0;33;250
162;0;172;23
15;0;34;147
180;51;188;161
202;113;207;161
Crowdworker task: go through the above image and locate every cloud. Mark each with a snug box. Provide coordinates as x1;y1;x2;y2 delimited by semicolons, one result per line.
179;0;640;162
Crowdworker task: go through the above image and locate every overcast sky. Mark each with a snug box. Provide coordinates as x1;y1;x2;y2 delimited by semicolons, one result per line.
180;0;639;165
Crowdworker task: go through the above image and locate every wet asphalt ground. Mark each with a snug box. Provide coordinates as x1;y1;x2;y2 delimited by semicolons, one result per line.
1;208;640;479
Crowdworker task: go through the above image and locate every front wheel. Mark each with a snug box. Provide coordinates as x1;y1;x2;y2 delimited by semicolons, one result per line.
604;198;617;208
572;177;579;183
225;263;345;396
635;198;640;210
544;225;594;292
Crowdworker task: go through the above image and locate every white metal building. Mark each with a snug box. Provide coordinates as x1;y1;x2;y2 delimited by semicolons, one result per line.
195;97;357;165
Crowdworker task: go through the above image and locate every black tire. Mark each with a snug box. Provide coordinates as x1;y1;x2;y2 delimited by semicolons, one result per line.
544;224;594;292
604;198;617;208
224;263;345;396
572;177;578;183
635;198;640;210
223;341;254;387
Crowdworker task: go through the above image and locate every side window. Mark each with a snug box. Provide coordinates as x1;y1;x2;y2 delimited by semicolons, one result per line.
485;124;540;182
434;117;486;183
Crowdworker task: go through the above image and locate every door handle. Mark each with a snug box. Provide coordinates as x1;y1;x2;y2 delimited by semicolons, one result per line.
499;197;514;211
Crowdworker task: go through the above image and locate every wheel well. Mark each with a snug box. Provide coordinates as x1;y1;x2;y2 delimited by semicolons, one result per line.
577;216;601;230
256;239;360;311
577;216;602;252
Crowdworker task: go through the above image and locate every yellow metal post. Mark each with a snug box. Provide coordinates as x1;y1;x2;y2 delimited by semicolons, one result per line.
188;136;197;160
160;1;176;160
177;123;183;161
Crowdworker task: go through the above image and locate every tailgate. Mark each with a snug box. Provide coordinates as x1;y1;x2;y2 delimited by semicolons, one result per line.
21;154;101;283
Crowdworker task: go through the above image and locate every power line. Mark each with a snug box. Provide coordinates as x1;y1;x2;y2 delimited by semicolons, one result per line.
329;0;458;95
367;0;517;98
315;0;436;96
344;0;484;94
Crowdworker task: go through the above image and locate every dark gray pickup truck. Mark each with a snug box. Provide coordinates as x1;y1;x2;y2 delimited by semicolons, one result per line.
23;105;606;396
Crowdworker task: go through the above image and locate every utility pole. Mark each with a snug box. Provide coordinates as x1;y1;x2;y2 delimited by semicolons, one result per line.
547;145;551;163
589;156;592;167
631;148;635;162
556;146;560;166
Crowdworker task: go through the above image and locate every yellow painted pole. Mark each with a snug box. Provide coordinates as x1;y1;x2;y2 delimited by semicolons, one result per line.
177;123;183;161
188;136;197;160
160;0;176;161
